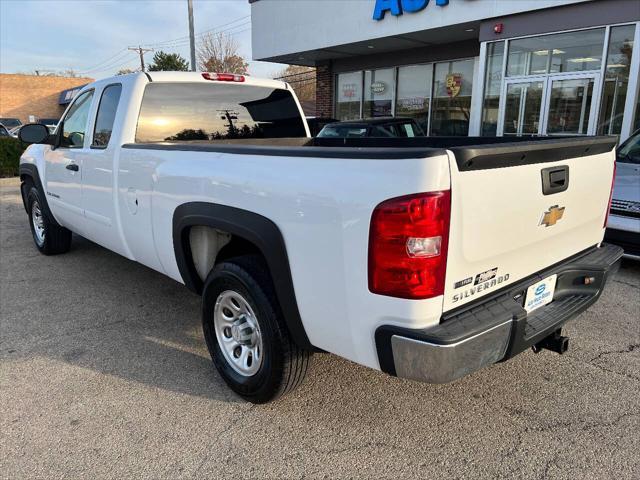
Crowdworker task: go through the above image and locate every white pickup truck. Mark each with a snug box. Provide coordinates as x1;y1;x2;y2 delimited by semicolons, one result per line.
19;72;623;403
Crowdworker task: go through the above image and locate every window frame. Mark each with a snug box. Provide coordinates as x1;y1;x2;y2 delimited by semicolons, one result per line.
91;83;123;150
57;88;95;150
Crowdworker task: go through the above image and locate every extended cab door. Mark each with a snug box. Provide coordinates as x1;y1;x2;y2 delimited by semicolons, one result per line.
80;83;124;253
44;89;95;233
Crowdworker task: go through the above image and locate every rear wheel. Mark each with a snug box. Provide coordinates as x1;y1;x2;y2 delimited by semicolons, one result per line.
26;186;72;255
202;255;312;403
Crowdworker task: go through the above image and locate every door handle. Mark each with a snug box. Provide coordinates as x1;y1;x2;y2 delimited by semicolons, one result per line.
541;165;569;195
66;163;79;172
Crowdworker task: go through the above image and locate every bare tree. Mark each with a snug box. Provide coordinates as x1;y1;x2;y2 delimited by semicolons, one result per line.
276;65;316;101
197;32;248;74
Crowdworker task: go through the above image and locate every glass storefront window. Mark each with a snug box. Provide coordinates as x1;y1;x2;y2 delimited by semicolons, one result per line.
503;81;544;136
547;78;595;135
336;72;362;121
507;29;606;76
430;59;474;136
482;42;504;136
364;69;395;118
395;64;433;134
597;24;636;135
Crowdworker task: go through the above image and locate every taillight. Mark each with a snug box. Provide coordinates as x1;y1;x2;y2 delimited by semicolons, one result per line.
202;72;245;82
604;161;616;228
369;191;451;300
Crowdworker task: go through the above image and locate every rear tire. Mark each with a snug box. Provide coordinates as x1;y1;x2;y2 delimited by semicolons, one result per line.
202;255;312;403
26;186;72;255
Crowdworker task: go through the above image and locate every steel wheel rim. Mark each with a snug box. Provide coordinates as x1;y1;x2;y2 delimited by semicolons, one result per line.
31;201;45;246
213;290;263;377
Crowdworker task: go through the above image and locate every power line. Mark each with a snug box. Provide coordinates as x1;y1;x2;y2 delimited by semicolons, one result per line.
147;21;251;50
142;14;250;48
73;14;252;76
76;48;128;73
77;51;133;75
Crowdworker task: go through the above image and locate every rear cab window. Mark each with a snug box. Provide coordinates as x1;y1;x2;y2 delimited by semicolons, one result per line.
135;83;307;142
92;84;122;148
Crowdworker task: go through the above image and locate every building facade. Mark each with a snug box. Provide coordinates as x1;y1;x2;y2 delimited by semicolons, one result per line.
0;74;92;124
251;0;640;141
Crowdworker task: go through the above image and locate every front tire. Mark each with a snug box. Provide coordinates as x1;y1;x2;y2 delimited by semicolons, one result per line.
26;186;72;255
202;255;312;403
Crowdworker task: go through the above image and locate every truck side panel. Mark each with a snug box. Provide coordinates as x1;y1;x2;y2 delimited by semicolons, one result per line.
115;147;452;369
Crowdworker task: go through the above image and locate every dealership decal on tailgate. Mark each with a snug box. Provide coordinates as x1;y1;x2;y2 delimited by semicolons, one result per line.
524;274;557;313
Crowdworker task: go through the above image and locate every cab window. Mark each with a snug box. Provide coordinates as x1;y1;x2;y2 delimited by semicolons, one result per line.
92;84;122;148
61;90;94;148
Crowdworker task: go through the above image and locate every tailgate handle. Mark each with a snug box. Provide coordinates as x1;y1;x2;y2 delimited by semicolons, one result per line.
541;166;569;195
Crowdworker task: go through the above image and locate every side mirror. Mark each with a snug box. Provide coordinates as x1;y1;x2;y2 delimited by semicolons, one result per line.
18;123;52;145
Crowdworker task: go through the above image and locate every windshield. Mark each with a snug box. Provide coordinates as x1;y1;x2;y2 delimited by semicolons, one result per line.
617;131;640;165
136;83;307;142
318;125;367;138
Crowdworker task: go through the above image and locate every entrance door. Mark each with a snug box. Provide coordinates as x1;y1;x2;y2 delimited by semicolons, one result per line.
501;79;545;136
542;74;599;136
499;73;600;137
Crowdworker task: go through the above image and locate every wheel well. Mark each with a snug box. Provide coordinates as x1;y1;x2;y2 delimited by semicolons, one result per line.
187;225;263;282
19;174;35;212
173;202;312;349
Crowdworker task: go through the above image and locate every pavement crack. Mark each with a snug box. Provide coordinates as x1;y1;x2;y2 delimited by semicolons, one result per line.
612;279;640;290
589;343;639;362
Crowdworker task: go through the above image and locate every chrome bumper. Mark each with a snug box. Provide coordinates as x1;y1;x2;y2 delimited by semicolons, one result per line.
391;321;512;384
376;244;623;384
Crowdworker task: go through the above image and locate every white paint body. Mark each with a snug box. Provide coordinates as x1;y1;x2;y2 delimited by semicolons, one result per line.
20;72;613;371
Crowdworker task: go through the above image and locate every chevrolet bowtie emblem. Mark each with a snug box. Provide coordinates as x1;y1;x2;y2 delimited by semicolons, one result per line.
540;205;565;227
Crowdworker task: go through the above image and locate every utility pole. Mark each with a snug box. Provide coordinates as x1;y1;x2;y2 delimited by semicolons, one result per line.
187;0;197;71
128;46;154;72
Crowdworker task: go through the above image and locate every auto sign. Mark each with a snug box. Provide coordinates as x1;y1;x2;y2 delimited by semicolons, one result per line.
370;82;387;95
373;0;450;21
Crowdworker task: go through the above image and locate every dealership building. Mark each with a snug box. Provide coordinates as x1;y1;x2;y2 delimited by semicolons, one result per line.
251;0;640;141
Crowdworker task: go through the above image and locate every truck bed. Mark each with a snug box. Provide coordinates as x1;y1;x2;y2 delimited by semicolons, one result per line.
125;135;616;165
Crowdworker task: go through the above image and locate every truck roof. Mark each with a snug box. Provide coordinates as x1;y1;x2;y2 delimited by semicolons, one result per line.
88;71;290;92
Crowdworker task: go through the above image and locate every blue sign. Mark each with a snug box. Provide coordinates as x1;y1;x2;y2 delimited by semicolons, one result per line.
373;0;449;21
535;284;546;295
58;85;87;105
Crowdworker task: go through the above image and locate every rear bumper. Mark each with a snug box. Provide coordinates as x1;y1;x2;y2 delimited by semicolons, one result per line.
375;243;623;384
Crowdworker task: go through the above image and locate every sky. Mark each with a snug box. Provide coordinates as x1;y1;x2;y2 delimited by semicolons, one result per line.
0;0;285;79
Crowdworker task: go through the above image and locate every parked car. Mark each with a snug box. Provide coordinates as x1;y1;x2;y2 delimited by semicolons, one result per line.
305;117;337;137
605;129;640;259
318;117;424;138
0;117;22;130
37;118;59;127
0;124;11;137
18;72;622;403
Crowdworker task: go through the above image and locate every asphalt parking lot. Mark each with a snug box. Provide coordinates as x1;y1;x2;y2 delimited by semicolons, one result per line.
1;177;639;479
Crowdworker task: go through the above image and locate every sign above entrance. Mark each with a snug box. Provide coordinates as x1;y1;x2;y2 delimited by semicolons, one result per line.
373;0;450;21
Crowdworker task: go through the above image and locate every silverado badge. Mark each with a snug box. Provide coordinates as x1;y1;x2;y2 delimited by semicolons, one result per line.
540;205;565;227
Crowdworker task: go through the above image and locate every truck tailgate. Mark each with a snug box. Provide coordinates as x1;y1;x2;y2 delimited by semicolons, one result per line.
443;137;616;312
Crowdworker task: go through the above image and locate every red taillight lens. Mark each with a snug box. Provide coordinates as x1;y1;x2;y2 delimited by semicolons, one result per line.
604;161;616;228
369;191;451;300
202;72;245;82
